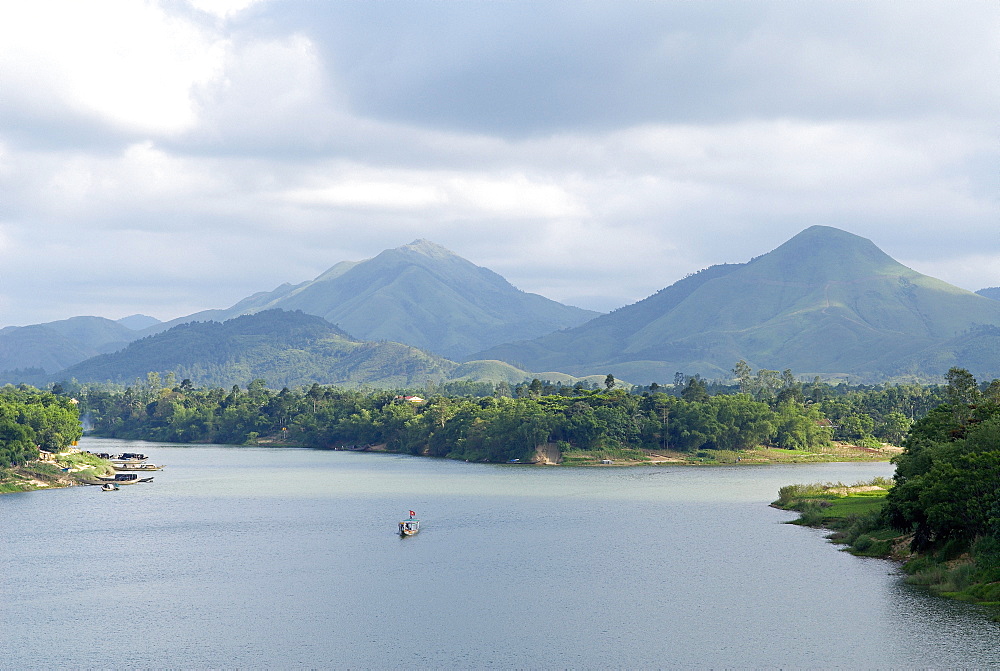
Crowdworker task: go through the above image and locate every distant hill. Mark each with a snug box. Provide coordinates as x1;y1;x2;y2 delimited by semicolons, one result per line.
0;316;139;379
56;310;459;389
977;287;1000;301
116;314;162;330
0;241;596;384
472;226;1000;382
145;240;599;360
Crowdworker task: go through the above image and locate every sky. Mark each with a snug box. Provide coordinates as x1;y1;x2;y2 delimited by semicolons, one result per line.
1;0;997;327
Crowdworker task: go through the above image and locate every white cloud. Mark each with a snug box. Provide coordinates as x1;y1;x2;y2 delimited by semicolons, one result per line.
186;0;265;20
0;1;228;135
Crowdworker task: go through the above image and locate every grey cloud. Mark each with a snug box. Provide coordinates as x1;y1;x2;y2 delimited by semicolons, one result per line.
246;1;998;137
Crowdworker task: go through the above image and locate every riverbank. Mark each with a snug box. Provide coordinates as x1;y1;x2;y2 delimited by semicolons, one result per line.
773;480;1000;620
0;451;112;494
254;434;899;465
558;441;900;466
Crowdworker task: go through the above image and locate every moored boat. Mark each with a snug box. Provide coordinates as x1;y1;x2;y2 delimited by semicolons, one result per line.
93;473;154;485
398;510;420;536
110;452;148;464
113;463;164;471
100;483;119;491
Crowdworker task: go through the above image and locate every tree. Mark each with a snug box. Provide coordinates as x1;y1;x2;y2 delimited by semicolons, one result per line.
732;360;752;393
604;374;616;390
945;367;979;423
681;376;709;402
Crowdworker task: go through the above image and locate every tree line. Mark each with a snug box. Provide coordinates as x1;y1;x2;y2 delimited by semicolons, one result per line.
67;364;959;463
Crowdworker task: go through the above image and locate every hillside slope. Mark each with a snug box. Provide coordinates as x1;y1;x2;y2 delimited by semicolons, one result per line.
0;316;139;377
57;310;459;389
145;240;598;360
473;226;1000;381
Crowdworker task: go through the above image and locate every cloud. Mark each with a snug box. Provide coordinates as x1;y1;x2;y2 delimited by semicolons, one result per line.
0;0;997;326
0;1;229;141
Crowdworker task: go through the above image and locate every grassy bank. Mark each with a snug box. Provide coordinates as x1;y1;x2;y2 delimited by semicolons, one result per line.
0;451;112;494
773;480;1000;619
559;442;898;466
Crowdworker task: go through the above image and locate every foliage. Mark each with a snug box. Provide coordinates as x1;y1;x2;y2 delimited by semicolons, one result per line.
78;377;837;463
885;368;1000;552
0;386;83;466
55;309;459;389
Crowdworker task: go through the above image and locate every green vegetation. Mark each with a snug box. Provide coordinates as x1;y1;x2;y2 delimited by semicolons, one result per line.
76;372;846;463
70;363;951;465
57;310;459;389
0;386;83;466
776;368;1000;616
0;385;93;493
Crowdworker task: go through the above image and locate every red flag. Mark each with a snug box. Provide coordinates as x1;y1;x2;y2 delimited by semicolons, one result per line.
409;510;416;517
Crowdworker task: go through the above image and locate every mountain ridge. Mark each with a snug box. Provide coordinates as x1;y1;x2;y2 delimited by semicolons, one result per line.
471;226;1000;381
141;239;599;360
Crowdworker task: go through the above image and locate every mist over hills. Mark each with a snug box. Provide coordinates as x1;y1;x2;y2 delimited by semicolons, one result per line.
0;316;138;375
472;226;1000;382
978;287;1000;301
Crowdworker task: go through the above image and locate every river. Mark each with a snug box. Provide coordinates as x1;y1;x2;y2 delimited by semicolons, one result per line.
2;438;998;669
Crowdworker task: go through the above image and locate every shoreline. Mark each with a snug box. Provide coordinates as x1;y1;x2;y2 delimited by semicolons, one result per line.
773;481;1000;621
0;451;113;495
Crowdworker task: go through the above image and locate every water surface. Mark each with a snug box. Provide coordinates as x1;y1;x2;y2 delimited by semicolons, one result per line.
2;438;997;668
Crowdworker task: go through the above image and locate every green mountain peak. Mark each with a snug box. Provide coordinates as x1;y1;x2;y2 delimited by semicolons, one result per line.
473;225;1000;381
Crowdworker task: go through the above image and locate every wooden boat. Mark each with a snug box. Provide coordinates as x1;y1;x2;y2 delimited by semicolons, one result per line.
398;511;420;536
100;483;119;491
113;463;164;471
110;452;148;464
95;473;154;485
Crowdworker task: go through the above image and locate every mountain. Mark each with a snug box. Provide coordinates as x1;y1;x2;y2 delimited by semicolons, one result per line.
116;314;162;330
0;316;139;378
145;240;599;360
977;287;1000;301
472;226;1000;382
56;310;459;389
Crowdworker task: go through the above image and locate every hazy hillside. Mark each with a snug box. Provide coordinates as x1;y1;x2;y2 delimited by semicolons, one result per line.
473;226;1000;382
0;316;139;377
56;310;461;389
146;240;599;359
977;287;1000;301
116;314;162;330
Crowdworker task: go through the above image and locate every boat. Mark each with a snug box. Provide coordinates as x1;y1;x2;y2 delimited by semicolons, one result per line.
398;510;420;536
94;473;154;485
110;452;148;464
113;463;164;471
100;483;119;491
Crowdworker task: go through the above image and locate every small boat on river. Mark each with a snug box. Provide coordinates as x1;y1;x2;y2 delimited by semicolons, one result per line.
110;452;148;464
398;511;420;536
113;463;164;471
100;483;119;491
94;473;154;485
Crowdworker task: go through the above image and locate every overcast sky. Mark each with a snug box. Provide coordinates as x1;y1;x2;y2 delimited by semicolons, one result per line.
1;0;997;327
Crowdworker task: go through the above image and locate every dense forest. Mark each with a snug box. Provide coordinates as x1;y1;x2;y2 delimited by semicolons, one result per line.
0;387;84;466
69;365;951;464
885;368;1000;555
